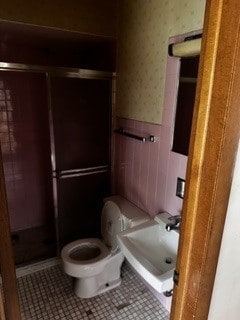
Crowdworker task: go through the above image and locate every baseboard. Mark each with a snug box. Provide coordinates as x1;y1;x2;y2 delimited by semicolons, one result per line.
16;257;61;278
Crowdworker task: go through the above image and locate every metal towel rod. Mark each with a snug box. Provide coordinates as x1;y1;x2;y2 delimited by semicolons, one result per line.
114;128;156;142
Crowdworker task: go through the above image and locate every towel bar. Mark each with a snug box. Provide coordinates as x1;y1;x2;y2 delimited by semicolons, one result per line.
114;128;156;142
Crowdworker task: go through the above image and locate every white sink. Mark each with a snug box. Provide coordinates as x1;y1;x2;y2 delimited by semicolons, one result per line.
117;212;179;293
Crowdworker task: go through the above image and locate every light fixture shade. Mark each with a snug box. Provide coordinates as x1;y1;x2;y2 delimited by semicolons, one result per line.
169;38;201;57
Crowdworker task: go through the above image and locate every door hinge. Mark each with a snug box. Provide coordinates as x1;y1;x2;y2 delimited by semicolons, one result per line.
173;269;179;285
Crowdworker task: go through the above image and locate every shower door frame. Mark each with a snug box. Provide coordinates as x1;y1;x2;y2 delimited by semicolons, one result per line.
46;70;114;252
0;61;114;256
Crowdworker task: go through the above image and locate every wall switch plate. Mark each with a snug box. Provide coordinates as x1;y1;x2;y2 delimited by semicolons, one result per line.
176;177;185;199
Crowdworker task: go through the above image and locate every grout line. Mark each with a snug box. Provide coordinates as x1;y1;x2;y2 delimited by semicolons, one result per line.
18;263;170;320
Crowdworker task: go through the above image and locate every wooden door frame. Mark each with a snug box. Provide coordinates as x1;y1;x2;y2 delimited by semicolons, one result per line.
0;288;5;320
1;1;240;319
170;0;240;319
0;145;21;320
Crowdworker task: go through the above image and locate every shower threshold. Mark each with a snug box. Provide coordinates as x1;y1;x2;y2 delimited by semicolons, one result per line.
11;225;57;266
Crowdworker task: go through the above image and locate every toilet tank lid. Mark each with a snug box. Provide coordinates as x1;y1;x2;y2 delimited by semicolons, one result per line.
103;195;149;223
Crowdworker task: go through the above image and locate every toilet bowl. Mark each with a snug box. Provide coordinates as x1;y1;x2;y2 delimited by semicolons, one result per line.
61;238;111;278
61;195;149;298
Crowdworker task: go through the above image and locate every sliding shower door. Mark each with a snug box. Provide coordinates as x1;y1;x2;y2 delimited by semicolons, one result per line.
0;71;56;265
0;68;112;261
50;75;111;248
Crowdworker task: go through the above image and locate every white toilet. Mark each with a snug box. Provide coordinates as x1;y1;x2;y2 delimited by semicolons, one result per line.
61;195;149;298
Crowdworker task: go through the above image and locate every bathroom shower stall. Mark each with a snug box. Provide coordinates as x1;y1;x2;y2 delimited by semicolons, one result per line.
0;65;113;265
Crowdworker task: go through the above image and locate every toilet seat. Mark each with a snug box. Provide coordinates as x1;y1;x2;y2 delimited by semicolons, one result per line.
61;238;111;278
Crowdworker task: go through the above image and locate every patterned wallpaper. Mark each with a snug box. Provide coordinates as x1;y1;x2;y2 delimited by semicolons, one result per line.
116;0;206;124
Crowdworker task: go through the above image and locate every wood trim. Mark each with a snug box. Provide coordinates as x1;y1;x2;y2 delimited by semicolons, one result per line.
0;288;5;320
170;0;240;319
0;145;21;320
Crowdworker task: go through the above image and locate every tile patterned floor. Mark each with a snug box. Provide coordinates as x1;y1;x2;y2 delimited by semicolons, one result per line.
18;263;169;320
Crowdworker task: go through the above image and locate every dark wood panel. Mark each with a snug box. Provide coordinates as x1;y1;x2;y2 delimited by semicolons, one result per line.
172;81;197;155
172;57;199;156
0;144;21;320
0;288;5;320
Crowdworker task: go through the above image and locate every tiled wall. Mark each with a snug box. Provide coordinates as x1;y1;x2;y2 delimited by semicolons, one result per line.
0;72;53;231
113;32;201;218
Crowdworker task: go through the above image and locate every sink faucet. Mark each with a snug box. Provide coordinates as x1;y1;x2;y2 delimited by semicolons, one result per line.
166;215;181;232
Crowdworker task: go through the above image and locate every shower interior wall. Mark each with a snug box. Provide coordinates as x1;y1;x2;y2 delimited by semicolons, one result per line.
1;71;53;231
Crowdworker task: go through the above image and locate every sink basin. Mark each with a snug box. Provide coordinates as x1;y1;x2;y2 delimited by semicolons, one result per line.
117;212;179;293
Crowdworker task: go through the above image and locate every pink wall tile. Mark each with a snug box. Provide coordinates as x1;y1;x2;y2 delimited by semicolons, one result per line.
138;142;150;211
131;143;141;202
165;153;182;215
1;72;53;231
112;33;198;218
147;140;161;215
179;156;188;177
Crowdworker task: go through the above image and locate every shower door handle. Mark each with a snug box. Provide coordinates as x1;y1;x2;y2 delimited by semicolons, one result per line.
53;165;109;179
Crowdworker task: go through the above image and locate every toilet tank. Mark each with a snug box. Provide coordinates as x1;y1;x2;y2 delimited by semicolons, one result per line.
101;195;149;249
105;195;150;229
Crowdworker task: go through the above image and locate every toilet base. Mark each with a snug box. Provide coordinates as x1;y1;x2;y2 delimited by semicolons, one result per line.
73;251;124;298
74;276;122;298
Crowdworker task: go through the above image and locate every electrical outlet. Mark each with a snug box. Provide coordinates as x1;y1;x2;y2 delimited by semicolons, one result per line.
176;177;185;199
